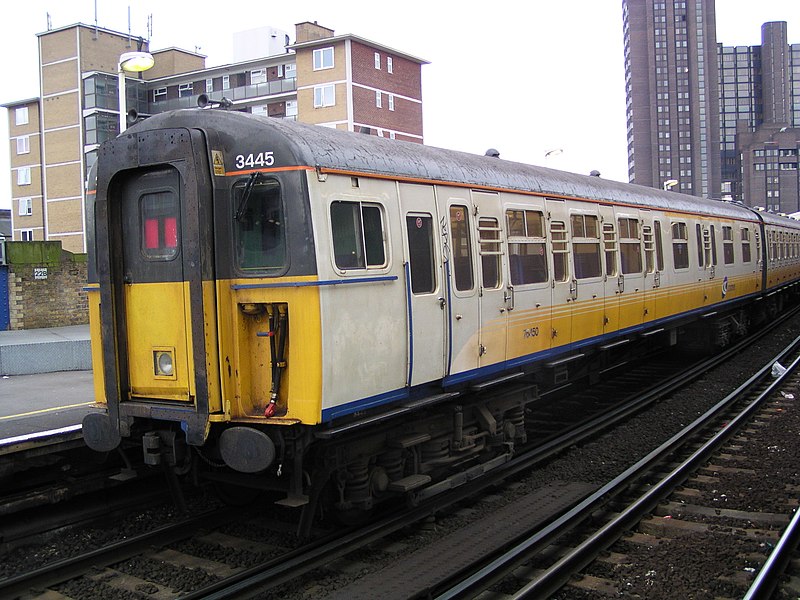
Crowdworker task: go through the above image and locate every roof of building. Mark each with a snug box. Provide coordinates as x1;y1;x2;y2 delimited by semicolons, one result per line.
288;33;429;65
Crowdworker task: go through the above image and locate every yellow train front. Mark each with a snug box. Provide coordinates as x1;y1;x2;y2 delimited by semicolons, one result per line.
82;108;800;521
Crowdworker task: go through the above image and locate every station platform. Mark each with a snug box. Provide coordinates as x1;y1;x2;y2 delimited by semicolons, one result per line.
0;325;97;454
0;324;91;376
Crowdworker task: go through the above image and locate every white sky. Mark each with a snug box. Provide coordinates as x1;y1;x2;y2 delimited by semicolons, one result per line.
1;0;799;211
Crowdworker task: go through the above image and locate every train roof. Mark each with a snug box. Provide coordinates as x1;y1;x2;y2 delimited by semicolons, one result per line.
128;109;789;226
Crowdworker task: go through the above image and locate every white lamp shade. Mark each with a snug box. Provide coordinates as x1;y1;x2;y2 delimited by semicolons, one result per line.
119;51;155;72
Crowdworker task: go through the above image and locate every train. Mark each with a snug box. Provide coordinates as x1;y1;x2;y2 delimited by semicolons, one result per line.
82;108;800;524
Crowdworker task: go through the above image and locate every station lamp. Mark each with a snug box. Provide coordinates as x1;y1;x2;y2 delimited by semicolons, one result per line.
118;51;155;133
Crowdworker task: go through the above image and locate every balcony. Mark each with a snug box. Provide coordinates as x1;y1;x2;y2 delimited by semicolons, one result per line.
150;78;297;113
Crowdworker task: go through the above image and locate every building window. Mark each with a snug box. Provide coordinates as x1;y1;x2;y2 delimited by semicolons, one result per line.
388;95;395;111
206;78;214;93
178;83;193;98
250;68;267;84
17;167;31;186
85;113;119;145
387;56;393;73
314;84;335;108
375;90;382;108
222;75;230;90
18;197;32;216
15;107;29;126
313;47;334;70
153;87;167;102
374;52;381;69
20;229;34;242
16;135;30;155
285;100;298;117
285;63;296;79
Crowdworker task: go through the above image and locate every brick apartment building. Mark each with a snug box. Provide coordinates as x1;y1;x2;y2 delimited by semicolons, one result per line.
3;20;427;253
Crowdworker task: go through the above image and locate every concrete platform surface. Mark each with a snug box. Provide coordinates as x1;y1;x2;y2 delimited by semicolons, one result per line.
0;325;91;375
0;370;98;443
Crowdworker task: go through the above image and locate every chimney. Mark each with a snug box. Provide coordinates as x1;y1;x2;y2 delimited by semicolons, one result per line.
295;21;335;44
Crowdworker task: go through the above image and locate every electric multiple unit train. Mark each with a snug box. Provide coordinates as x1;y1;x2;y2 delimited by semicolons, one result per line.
82;109;800;520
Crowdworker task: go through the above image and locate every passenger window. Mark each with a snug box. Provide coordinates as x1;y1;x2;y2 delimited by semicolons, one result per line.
696;224;704;268
233;177;286;271
709;226;717;266
450;205;474;291
643;225;655;273
506;209;548;285
722;226;734;264
672;222;689;269
603;222;618;277
141;190;179;261
551;221;569;282
330;201;386;270
741;227;751;262
618;218;642;275
406;214;436;294
570;214;601;279
478;217;502;290
654;221;664;271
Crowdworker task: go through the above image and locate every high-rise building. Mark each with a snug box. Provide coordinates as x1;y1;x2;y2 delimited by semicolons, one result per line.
622;0;721;198
3;21;427;253
720;22;800;210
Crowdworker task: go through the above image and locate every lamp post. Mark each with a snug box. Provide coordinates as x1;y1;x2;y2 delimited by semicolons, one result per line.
118;51;154;133
663;179;679;191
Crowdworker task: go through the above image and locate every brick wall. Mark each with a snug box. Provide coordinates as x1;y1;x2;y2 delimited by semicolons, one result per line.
5;241;88;330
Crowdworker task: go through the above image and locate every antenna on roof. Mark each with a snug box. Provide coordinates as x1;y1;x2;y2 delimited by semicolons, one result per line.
147;14;153;41
46;12;52;30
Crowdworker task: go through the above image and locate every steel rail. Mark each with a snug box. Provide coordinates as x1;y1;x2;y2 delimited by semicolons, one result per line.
743;470;800;599
0;507;236;599
434;333;800;600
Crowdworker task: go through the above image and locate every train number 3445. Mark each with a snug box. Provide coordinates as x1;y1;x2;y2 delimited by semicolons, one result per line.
235;152;275;169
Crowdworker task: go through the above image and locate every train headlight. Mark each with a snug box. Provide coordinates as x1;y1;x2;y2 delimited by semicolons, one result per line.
154;349;175;377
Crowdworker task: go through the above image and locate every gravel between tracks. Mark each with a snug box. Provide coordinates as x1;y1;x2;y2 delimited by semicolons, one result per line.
3;316;800;599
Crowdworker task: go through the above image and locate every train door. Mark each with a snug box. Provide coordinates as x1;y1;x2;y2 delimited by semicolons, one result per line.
546;199;572;348
697;221;716;306
98;129;220;446
599;205;620;334
569;206;605;341
641;214;664;324
116;166;195;402
398;183;446;386
439;190;480;377
615;208;645;331
503;201;552;363
471;191;508;368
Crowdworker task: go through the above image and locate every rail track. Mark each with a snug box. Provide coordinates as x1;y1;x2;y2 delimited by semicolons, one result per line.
3;308;800;598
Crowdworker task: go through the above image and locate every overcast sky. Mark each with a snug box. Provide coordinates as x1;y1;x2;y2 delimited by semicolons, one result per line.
1;0;799;211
